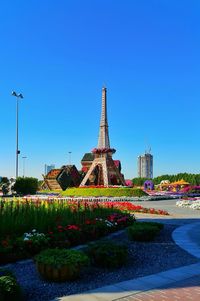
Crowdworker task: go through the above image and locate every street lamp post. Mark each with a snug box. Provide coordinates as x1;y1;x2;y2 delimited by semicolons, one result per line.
68;151;72;165
22;156;27;177
12;91;23;178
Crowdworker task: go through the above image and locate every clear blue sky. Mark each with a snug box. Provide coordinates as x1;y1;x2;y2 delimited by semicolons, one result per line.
0;0;199;180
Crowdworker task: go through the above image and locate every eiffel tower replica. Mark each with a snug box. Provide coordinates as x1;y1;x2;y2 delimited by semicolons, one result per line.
80;87;126;187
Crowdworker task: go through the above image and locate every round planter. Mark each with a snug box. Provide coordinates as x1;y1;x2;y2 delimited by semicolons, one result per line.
36;262;80;282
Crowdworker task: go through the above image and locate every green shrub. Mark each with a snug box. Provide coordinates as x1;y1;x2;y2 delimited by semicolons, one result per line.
61;187;147;197
35;248;89;268
81;220;110;241
127;222;163;242
87;241;128;268
35;248;89;282
0;268;15;278
16;230;50;255
13;177;38;195
0;273;22;301
141;221;164;230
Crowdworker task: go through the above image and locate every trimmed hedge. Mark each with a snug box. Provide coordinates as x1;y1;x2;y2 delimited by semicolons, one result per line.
86;241;128;268
61;188;147;197
14;177;38;195
127;222;163;242
0;269;22;301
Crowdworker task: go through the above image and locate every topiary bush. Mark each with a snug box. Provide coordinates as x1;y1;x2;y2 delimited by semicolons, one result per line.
0;269;22;301
61;187;147;197
13;177;38;195
127;222;163;242
86;241;128;268
35;248;89;281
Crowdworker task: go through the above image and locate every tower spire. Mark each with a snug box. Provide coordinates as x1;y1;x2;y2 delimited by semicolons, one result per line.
98;87;110;148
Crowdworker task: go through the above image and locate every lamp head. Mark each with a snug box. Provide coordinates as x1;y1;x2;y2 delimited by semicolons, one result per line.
12;91;17;96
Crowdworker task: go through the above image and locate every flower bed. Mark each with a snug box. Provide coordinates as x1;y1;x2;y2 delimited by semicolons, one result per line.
0;198;137;264
176;198;200;210
60;187;147;197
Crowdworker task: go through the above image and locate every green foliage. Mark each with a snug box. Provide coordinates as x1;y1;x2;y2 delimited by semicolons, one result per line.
35;248;89;268
0;199;121;239
141;221;164;230
16;230;50;255
0;268;15;278
87;241;128;268
0;177;9;185
153;173;200;185
0;177;10;196
132;178;151;186
127;222;163;242
132;173;200;186
0;273;22;301
81;220;110;242
13;177;38;195
61;187;147;197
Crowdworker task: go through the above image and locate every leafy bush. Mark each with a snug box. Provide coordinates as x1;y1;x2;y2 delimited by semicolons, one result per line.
87;241;128;268
35;248;89;268
0;269;22;301
0;268;15;278
17;229;50;255
13;177;38;195
61;187;147;197
142;221;164;230
127;222;163;242
35;248;89;282
81;220;110;241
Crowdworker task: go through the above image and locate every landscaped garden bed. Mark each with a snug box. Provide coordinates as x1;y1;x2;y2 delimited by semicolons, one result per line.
60;187;148;197
176;198;200;210
0;198;138;264
3;223;198;301
0;198;169;265
0;194;197;301
1;197;182;300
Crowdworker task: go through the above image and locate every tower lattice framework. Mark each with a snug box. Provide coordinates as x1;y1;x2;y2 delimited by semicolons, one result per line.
80;87;125;187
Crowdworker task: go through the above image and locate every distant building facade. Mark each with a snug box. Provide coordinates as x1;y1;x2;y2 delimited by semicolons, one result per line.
44;164;55;176
138;153;153;178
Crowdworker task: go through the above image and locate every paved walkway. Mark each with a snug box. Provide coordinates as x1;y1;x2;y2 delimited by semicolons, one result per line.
54;203;200;301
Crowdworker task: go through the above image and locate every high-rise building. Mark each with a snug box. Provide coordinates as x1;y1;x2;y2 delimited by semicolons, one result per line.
44;164;55;175
138;153;153;178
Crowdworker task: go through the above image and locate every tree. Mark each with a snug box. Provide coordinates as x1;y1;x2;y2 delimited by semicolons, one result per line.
132;177;150;186
13;177;38;195
0;177;9;185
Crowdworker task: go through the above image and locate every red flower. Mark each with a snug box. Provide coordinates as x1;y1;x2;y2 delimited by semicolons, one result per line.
1;240;9;248
67;225;80;230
